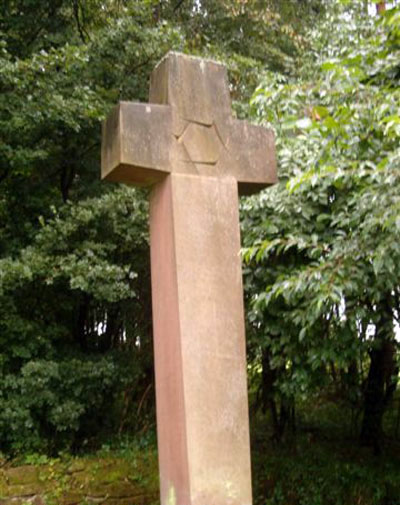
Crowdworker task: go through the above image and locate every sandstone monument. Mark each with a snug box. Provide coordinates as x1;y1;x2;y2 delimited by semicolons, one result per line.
101;51;277;505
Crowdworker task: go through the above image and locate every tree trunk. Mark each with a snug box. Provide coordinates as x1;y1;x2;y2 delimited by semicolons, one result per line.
261;348;279;437
360;297;394;453
99;305;121;352
261;348;295;442
376;2;386;15
360;345;386;452
74;294;90;351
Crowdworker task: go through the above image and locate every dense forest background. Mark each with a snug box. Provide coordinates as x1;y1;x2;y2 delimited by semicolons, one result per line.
1;1;400;503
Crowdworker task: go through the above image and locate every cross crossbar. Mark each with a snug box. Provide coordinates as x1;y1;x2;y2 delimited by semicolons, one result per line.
102;52;276;194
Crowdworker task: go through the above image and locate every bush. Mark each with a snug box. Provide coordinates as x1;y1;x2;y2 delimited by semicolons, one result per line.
0;353;139;455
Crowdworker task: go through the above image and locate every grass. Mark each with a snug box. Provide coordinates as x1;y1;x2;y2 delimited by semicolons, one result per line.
251;398;400;505
3;399;400;505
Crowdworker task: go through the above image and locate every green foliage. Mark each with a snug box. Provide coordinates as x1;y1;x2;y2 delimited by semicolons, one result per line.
0;0;327;455
254;443;400;505
242;0;400;442
0;356;124;453
0;187;153;454
251;396;400;505
3;401;400;505
0;441;159;505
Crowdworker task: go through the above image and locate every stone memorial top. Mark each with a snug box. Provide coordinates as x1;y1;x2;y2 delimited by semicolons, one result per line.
102;52;276;194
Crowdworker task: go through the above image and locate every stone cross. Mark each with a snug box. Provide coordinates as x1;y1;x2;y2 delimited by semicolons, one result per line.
101;52;276;505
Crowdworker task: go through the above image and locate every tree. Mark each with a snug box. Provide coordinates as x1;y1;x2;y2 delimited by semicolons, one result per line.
0;0;326;454
243;0;400;450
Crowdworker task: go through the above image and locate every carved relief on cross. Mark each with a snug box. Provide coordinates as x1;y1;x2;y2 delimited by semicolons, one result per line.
101;52;276;192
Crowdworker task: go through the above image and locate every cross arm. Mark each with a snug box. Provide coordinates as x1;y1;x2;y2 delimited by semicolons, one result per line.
220;119;277;195
101;101;174;186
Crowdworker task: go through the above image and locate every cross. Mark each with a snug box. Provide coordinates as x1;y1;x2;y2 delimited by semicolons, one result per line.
101;52;277;505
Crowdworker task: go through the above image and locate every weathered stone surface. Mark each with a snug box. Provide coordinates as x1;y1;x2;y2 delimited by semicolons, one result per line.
150;174;252;505
60;491;83;505
0;496;44;505
0;455;159;505
223;119;277;194
102;52;277;195
149;52;231;126
101;51;277;505
6;466;40;485
101;102;173;185
179;123;221;164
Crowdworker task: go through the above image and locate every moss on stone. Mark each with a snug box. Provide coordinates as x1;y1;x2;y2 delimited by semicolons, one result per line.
0;450;159;505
